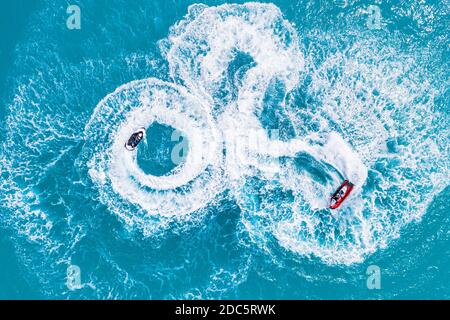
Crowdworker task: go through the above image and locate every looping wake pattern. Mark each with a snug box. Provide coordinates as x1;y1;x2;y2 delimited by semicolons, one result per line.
83;3;449;264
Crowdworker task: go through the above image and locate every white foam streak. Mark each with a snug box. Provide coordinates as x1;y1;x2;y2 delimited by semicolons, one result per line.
86;79;225;221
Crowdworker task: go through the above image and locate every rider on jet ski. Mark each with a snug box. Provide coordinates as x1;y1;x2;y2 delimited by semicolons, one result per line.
125;128;145;151
329;180;353;209
330;188;345;207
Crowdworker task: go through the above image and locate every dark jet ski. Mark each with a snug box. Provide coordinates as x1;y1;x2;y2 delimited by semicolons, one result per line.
125;127;146;151
329;180;354;209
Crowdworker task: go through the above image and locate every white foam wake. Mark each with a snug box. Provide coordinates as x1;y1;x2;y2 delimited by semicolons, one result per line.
84;3;448;264
85;79;225;231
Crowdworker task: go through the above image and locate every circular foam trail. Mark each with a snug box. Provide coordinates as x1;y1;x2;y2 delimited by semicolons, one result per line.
85;79;225;227
163;3;304;115
163;2;322;183
83;2;449;265
161;3;449;265
237;39;449;265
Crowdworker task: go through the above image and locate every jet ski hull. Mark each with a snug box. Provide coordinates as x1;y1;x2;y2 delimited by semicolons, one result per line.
329;180;354;209
125;127;146;151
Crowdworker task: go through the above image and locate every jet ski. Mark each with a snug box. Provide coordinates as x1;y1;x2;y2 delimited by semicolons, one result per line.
125;127;146;151
329;180;354;209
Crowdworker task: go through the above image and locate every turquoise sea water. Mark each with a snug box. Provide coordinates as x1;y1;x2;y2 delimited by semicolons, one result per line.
0;0;449;299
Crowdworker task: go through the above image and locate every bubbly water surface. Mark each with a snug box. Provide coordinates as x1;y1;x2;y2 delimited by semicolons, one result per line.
0;0;448;299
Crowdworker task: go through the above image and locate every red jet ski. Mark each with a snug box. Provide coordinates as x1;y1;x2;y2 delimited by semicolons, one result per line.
329;180;354;209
